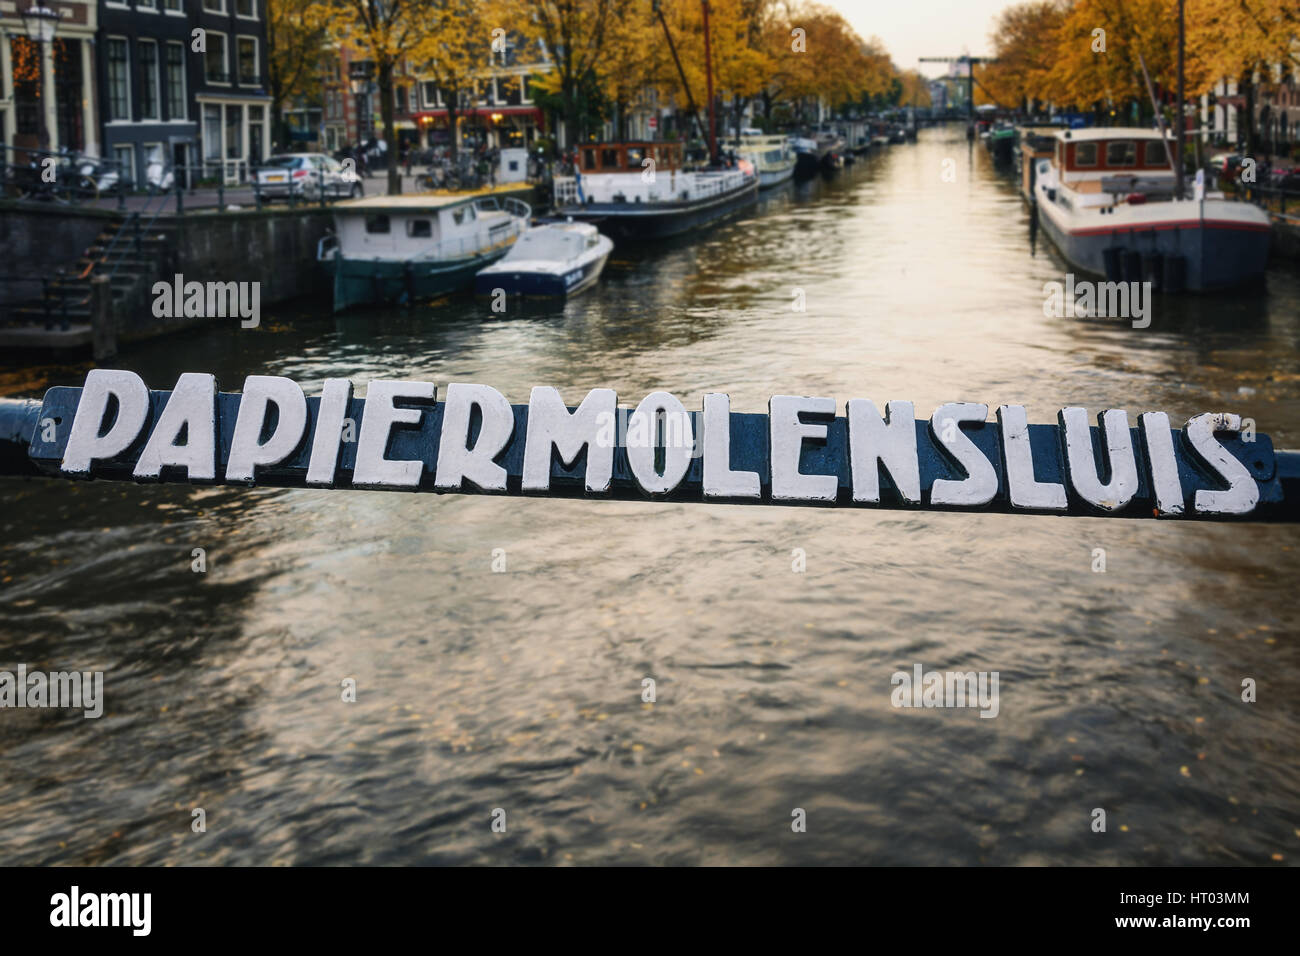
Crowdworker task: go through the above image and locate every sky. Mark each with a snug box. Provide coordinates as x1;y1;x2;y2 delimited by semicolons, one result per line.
829;0;1014;78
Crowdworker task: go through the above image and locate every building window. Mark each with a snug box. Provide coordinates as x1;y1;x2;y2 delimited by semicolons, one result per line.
113;145;135;182
139;0;156;9
236;0;257;16
139;40;160;120
107;38;131;121
206;32;228;84
164;0;182;11
237;37;258;84
225;103;242;158
365;215;390;234
1073;142;1097;167
203;0;227;11
203;103;222;160
248;104;264;161
408;86;417;112
520;74;532;104
166;43;187;120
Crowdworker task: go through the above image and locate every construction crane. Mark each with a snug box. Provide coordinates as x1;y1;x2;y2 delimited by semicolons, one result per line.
918;56;997;122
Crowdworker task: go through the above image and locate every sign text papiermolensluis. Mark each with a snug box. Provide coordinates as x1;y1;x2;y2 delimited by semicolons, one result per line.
23;370;1293;521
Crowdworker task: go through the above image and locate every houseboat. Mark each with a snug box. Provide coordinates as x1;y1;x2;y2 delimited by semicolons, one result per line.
1017;126;1060;202
738;133;796;188
474;221;613;298
317;193;531;311
790;135;821;178
1034;127;1270;292
552;142;758;240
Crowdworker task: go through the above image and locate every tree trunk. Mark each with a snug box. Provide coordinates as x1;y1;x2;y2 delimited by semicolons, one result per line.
379;58;399;195
1241;70;1256;158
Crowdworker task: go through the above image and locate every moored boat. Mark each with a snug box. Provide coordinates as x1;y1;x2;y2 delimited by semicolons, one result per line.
474;221;613;298
552;141;758;240
987;125;1017;164
738;133;796;188
1034;127;1270;292
316;193;531;312
789;135;821;179
1017;126;1060;202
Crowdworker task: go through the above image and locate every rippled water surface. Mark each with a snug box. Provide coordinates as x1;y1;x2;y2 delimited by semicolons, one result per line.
2;125;1299;865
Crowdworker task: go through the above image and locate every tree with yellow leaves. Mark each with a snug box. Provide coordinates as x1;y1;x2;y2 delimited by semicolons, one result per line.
304;0;434;194
268;0;327;151
492;0;632;147
409;0;490;161
1189;0;1300;155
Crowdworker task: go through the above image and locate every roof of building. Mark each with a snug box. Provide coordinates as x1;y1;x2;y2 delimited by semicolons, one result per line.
1054;127;1172;143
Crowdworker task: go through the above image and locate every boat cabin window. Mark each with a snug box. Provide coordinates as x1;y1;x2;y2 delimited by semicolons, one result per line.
365;215;390;234
407;219;432;238
451;205;474;225
1106;141;1136;167
578;142;682;173
1143;141;1169;167
1073;142;1098;167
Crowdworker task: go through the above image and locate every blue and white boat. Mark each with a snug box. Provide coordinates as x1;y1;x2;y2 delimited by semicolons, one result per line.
1035;127;1270;291
474;221;613;298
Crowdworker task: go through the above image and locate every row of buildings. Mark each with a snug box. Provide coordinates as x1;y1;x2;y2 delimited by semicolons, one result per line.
1;0;271;185
284;38;559;160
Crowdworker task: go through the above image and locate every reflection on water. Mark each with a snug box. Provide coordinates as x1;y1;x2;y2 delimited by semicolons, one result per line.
2;126;1298;865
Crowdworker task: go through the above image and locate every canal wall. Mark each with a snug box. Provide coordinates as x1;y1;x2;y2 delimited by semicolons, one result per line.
0;202;117;306
171;207;333;307
1272;218;1300;263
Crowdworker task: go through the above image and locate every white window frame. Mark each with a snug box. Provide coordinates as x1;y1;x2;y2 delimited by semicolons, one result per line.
137;0;159;12
520;73;531;105
236;35;259;85
113;144;135;181
235;0;259;18
138;39;160;121
106;36;132;123
205;30;230;86
202;0;228;13
163;0;184;13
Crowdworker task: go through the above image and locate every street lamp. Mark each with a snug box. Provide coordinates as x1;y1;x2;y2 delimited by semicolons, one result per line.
20;5;60;150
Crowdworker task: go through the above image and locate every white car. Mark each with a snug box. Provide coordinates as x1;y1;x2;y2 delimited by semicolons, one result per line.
255;153;363;200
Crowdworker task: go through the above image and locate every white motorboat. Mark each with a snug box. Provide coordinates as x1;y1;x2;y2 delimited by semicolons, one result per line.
474;221;613;298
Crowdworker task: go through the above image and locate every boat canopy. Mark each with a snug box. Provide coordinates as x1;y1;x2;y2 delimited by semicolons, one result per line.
502;225;595;262
578;142;682;173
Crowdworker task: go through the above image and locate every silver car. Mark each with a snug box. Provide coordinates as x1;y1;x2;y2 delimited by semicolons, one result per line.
255;153;363;200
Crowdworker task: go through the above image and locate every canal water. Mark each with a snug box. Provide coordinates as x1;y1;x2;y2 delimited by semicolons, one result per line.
2;125;1298;865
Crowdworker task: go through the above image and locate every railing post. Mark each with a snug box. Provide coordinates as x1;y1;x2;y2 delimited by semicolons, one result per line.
89;274;115;361
117;168;126;211
175;171;184;216
132;213;142;254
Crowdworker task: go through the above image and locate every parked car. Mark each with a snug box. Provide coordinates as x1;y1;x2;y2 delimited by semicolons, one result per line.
255;153;363;200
